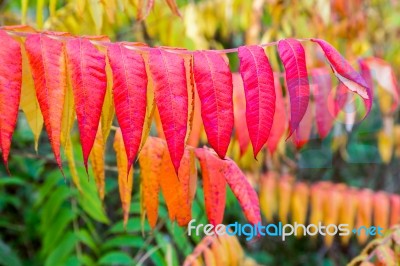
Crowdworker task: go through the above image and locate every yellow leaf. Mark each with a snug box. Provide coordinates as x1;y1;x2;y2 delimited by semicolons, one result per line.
259;171;278;221
100;54;115;143
114;128;134;227
64;139;82;192
90;124;106;201
20;43;44;152
291;183;309;237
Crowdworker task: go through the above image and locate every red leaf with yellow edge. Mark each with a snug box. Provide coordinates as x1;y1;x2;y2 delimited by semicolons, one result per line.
277;38;310;137
291;183;309;237
267;73;287;154
238;45;275;158
311;39;372;116
89;124;105;201
312;68;334;139
373;192;390;234
159;144;191;226
66;38;107;172
356;189;373;244
114;128;134;227
193;51;234;159
389;194;400;227
108;43;147;174
149;48;188;174
278;175;293;224
195;148;226;226
232;73;250;156
223;158;261;225
0;30;22;170
25;33;66;173
139;137;164;228
259;172;278;221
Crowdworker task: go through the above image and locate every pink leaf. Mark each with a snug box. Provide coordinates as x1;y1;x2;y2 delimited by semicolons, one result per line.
238;45;275;157
193;51;234;159
277;39;310;138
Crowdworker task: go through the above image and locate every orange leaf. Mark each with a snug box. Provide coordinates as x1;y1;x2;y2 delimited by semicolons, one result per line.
356;189;373;244
259;172;278;221
373;192;390;235
389;194;400;227
278;175;293;224
89;124;106;201
291;183;309;237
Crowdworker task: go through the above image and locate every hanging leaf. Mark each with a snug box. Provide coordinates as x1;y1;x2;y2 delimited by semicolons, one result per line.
159;143;191;226
311;39;372;116
291;183;309;236
149;48;188;174
311;68;334;139
164;0;181;17
356;189;373;244
108;43;147;174
114;128;134;227
0;30;22;170
178;148;197;211
25;33;66;172
238;45;275;157
139;137;164;228
66;37;107;172
100;53;115;143
224;158;261;225
389;194;400;227
267;73;287;154
195;148;226;226
278;176;293;224
64;139;82;192
339;188;358;245
89;125;106;201
277;38;310;137
372;192;390;234
323;184;344;247
232;73;250;156
193;51;234;159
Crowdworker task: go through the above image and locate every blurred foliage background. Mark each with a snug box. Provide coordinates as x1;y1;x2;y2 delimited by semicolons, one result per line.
0;0;400;265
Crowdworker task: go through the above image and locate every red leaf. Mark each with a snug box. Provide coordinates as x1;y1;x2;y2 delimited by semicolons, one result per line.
66;38;107;171
0;30;22;170
193;51;234;159
311;39;372;116
311;68;334;139
25;33;66;172
195;148;226;226
277;38;310;137
108;43;147;174
238;45;275;157
267;73;287;154
232;73;250;156
224;158;261;225
148;48;188;174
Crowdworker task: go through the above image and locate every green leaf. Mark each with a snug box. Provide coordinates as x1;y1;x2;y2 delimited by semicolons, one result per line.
77;229;98;254
102;236;144;250
0;177;26;186
0;240;22;266
108;217;150;234
45;232;78;266
98;252;133;265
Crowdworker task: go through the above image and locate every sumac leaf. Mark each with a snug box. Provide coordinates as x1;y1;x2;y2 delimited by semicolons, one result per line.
108;43;147;174
149;48;188;174
25;33;66;172
193;51;234;159
238;45;275;157
66;38;107;172
0;30;22;170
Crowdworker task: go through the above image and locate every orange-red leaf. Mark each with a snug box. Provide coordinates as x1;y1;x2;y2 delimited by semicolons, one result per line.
108;43;147;174
195;148;226;226
389;194;400;227
25;33;66;172
0;30;22;170
224;158;261;225
164;0;181;17
193;51;234;159
238;45;275;157
278;38;310;137
149;48;188;174
114;128;134;227
294;96;313;149
139;137;164;228
356;189;373;244
267;73;287;154
66;38;107;172
178;148;197;211
373;192;390;234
